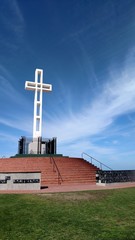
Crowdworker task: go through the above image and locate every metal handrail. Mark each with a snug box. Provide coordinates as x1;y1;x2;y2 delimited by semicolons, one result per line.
50;155;63;184
81;152;113;170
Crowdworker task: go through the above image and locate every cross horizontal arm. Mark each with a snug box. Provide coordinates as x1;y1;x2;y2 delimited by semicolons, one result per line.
25;81;36;91
25;81;52;92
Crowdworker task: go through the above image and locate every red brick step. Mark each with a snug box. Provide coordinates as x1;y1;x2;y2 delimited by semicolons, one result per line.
0;156;99;187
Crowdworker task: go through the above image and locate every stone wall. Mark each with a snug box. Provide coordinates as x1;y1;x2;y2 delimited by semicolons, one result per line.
0;172;41;190
96;170;135;184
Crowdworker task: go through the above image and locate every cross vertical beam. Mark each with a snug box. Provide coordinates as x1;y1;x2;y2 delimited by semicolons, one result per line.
25;69;52;139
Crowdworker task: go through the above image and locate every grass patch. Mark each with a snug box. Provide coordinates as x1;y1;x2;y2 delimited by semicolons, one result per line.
0;188;135;239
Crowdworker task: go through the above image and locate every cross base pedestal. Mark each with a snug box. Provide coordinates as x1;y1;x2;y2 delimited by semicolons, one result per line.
18;137;57;155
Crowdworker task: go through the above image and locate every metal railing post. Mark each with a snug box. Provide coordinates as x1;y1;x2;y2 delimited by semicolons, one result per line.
50;155;63;184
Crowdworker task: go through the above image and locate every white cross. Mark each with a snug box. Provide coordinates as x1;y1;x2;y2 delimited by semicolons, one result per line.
25;69;52;139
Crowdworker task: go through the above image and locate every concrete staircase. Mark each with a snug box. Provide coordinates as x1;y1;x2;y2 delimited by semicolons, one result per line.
0;156;99;187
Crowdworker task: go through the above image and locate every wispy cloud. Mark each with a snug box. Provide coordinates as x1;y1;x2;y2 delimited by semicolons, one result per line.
0;0;25;50
0;65;30;108
59;139;115;157
12;0;24;23
0;132;18;143
0;65;33;133
0;116;32;134
43;49;135;157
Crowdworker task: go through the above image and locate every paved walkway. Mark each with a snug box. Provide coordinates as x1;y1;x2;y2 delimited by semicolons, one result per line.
0;182;135;194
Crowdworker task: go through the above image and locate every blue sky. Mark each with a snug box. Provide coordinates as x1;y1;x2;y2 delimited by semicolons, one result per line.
1;0;135;169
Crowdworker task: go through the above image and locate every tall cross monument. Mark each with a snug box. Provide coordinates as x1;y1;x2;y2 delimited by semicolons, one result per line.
25;69;52;140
